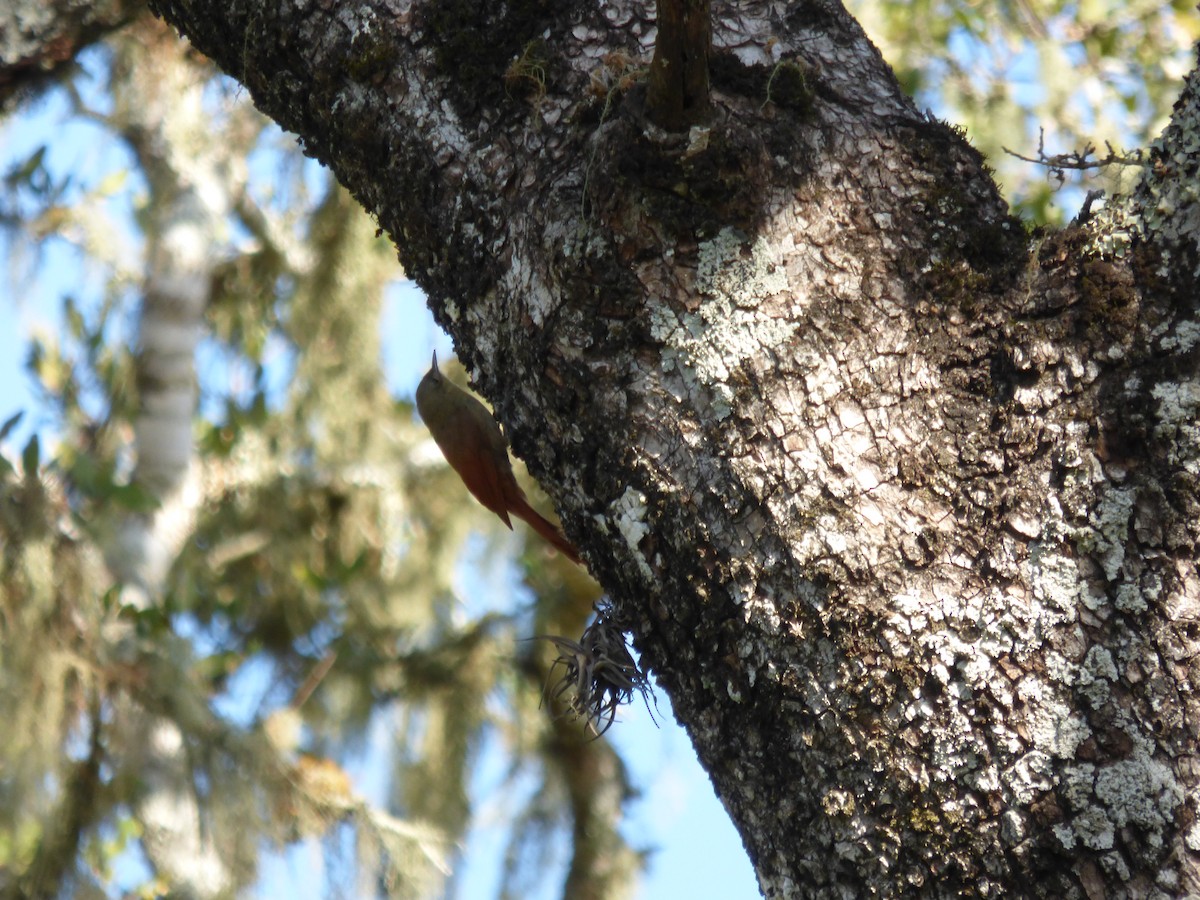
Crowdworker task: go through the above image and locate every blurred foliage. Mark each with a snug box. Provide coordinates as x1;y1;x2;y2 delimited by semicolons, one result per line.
853;0;1199;222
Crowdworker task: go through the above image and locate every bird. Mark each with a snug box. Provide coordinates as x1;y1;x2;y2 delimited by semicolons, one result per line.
415;352;581;565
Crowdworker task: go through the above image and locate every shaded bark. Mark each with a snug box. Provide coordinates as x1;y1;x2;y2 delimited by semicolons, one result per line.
130;0;1200;895
645;0;711;130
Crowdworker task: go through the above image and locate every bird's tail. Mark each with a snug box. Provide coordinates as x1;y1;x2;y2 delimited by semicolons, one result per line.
510;497;582;565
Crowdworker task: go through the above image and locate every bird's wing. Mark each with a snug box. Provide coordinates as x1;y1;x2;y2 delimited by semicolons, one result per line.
440;408;515;528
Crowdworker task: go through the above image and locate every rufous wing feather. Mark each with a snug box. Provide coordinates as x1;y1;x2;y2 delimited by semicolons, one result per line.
434;408;514;528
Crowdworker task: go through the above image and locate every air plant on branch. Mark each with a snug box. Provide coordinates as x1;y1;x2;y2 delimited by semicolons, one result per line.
530;604;656;737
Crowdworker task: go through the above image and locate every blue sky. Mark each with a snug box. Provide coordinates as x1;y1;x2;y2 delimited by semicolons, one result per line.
0;76;759;899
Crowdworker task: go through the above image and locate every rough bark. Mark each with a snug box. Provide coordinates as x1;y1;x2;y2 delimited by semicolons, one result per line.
0;0;142;111
138;0;1200;896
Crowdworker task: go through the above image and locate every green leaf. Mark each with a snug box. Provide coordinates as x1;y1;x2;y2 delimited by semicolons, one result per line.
130;604;170;638
4;145;47;189
22;434;39;475
0;411;23;442
67;452;112;496
100;585;122;614
64;295;86;341
110;481;160;513
94;168;129;197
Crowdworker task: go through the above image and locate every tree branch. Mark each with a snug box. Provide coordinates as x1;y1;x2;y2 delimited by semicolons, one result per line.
645;0;711;130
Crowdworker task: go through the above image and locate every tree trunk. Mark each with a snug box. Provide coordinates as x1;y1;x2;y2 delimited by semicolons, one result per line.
143;0;1200;895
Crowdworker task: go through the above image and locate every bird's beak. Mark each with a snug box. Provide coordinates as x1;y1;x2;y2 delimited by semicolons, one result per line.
431;350;438;371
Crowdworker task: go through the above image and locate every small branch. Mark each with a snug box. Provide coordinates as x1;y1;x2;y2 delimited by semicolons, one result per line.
233;186;316;275
1072;189;1105;226
291;649;338;710
1003;127;1144;185
645;0;712;131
